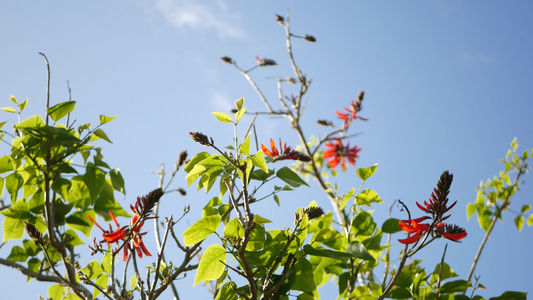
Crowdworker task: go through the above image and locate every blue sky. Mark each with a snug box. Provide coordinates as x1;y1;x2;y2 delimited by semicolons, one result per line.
1;1;532;299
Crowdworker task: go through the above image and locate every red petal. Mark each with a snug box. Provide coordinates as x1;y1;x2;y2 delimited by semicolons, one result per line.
416;201;429;213
398;231;422;244
442;231;467;241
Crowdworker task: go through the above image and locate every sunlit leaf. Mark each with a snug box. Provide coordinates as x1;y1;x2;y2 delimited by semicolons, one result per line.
182;215;221;246
356;189;382;206
48;284;65;300
80;260;103;280
234;97;244;110
193;244;226;286
99;115;117;125
47;101;76;122
0;107;16;113
212;112;233;123
355;164;378;181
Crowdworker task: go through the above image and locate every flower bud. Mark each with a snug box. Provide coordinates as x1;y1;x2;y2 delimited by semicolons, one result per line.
220;56;233;64
302;34;316;42
317;120;333;127
24;221;45;247
256;56;277;67
189;131;211;146
275;14;285;25
177;150;188;167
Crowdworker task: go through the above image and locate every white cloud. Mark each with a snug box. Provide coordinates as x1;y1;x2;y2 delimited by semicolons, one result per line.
154;0;245;38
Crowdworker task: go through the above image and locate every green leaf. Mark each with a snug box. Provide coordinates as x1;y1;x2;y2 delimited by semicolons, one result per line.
7;246;29;262
303;245;352;260
83;168;106;202
66;210;95;237
184;152;210;172
212;112;233;123
489;291;528;300
466;203;477;219
194;244;226;286
528;214;533;226
346;241;375;262
109;168;126;195
6;172;23;201
99;115;117;125
276;166;309;188
15;115;45;130
356;164;378;181
80;260;103;280
234;97;244;110
215;282;238;300
0;155;13;173
240;134;250;156
254;215;272;224
382;218;402;233
94;274;109;298
356;189;382;206
182;215;221;246
235;108;246;123
47;101;76;122
0;107;16;113
251;150;268;173
520;204;531;213
10;95;17;104
18;99;28;111
48;284;65;300
514;215;524;231
291;258;317;293
223;218;244;239
92;128;113;143
339;188;354;210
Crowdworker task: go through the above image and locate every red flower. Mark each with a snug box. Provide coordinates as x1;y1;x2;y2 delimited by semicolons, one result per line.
88;211;151;260
323;139;361;170
336;95;368;129
438;224;467;242
261;139;301;161
397;217;430;245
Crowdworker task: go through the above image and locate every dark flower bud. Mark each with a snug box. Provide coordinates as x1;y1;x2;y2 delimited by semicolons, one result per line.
317;120;333;127
177;150;188;167
230;108;239;114
24;221;45;247
221;56;233;64
189;131;211;146
177;188;187;196
256;56;277;67
358;90;365;102
305;206;324;220
302;34;316;42
275;14;285;25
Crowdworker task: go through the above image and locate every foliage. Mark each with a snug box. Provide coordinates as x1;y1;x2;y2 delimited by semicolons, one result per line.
0;13;531;300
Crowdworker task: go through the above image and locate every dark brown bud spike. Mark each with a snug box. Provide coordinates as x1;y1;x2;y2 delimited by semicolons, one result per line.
221;56;233;64
189;132;211;146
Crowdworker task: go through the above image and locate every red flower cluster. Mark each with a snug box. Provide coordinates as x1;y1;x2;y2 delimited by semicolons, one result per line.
262;139;304;162
88;211;151;261
323;139;361;170
88;189;164;260
336;91;367;130
398;171;467;246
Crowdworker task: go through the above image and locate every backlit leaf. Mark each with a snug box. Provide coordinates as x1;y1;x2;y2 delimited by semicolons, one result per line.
194;244;226;286
212;112;233;123
356;164;378;181
276;166;309;188
99;115;117;125
182;215;221;246
48;101;76;122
